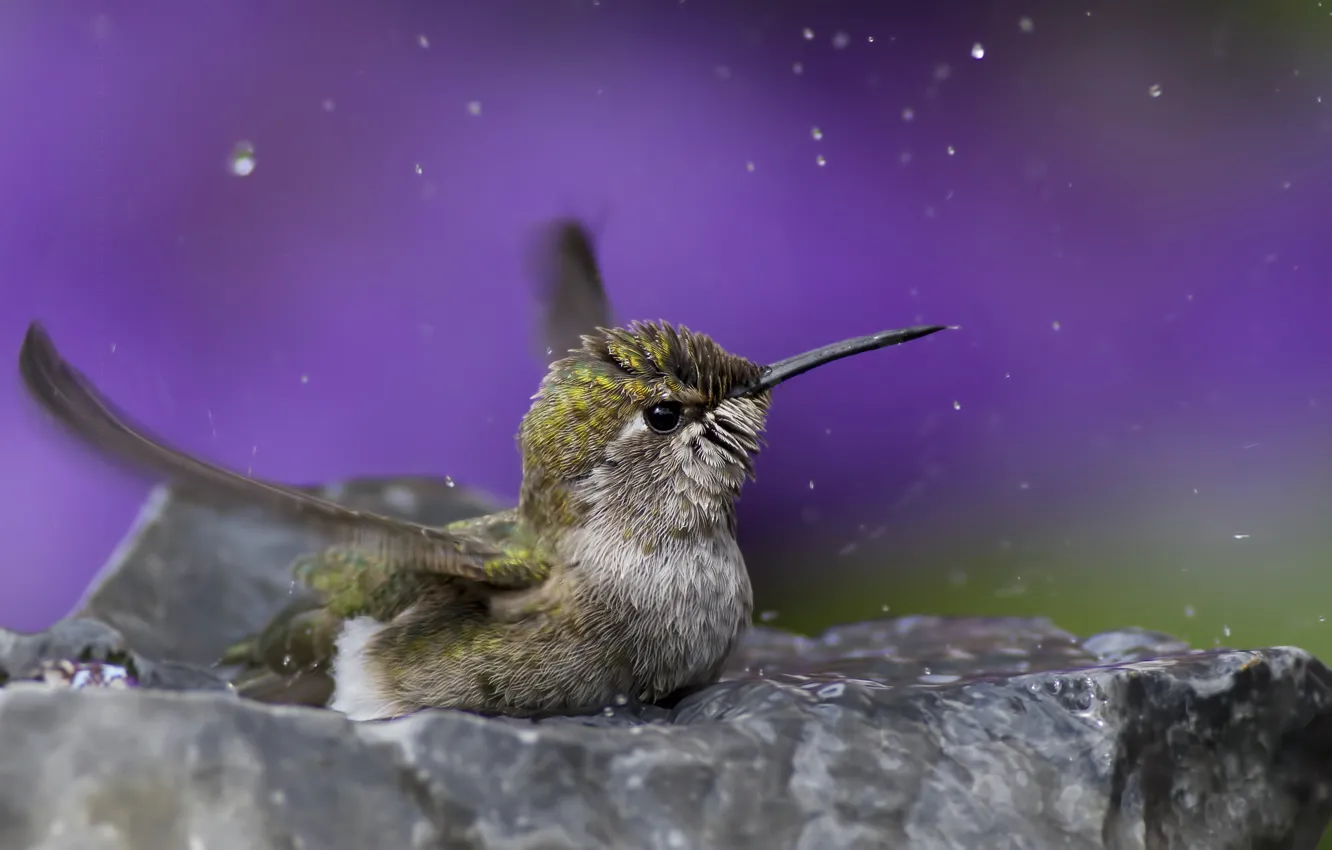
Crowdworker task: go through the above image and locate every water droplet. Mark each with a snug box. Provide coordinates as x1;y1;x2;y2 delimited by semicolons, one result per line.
1233;533;1251;540
867;35;875;44
971;42;985;60
808;480;816;489
1183;605;1196;618
745;161;756;172
1222;625;1231;637
612;693;629;706
810;126;823;141
952;400;961;411
321;98;336;112
1148;83;1163;98
815;154;827;166
901;107;915;122
229;141;256;177
759;610;780;622
466;101;482;116
601;706;615;717
802;27;815;40
934;63;952;82
414;163;423;175
1019;16;1035;33
831;31;850;50
299;374;309;384
417;34;430;49
444;476;455;488
880;604;890;612
792;62;804;75
947;145;956;155
1051;320;1062;331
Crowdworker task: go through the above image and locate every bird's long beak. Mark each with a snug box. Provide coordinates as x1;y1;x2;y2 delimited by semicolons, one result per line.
727;324;953;398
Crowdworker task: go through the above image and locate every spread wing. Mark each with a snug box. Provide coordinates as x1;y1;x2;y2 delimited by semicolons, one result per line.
18;322;551;590
530;219;614;360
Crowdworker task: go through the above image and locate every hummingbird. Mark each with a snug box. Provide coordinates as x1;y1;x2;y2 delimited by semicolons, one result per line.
18;223;950;721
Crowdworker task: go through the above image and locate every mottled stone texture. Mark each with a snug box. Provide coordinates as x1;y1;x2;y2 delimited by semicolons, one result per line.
1;476;1329;850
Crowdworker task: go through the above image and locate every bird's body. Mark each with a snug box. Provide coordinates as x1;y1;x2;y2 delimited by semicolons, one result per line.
323;506;749;720
18;221;948;720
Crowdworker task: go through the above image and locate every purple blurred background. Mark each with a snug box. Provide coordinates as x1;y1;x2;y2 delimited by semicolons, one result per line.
2;1;1330;650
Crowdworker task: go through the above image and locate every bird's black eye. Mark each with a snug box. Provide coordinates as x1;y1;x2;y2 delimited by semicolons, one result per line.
643;401;684;434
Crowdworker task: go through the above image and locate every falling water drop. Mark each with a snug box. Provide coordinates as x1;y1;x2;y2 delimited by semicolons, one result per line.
229;142;256;177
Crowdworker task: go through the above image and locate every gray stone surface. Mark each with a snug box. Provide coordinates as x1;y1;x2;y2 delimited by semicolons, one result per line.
1;475;1330;850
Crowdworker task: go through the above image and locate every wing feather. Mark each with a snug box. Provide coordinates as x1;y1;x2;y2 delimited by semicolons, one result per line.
18;322;547;589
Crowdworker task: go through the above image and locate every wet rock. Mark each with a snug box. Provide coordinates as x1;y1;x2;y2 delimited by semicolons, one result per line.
1;475;1330;849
